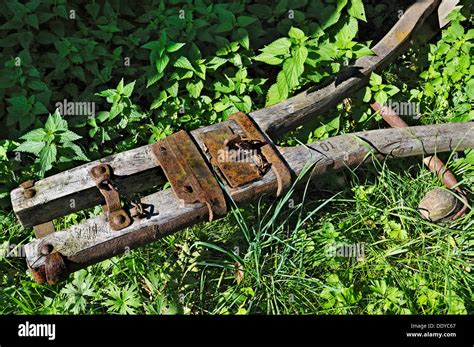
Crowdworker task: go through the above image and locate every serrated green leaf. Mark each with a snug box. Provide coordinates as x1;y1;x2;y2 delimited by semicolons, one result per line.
166;42;185;52
63;142;89;161
8;96;29;114
254;53;283;65
20;128;46;142
214;101;231;112
261;37;291;56
174;56;195;71
336;16;358;45
39;143;57;176
16;141;45;155
186;80;204;98
288;27;305;41
206;56;227;70
117;79;124;94
109;102;125;119
385;85;400;96
237;15;257;27
26;14;39;29
45;110;68;132
374;90;388;105
151;92;168;110
363;87;372;102
167;81;179;97
59;130;82;143
294;45;308;67
266;72;289;106
370;73;383;86
283;57;303;90
122;81;136;97
156;55;170;74
236;28;249;50
147;71;164;87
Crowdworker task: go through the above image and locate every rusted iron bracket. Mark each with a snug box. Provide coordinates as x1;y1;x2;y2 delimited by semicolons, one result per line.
90;163;131;231
201;112;292;196
29;249;69;285
151;130;227;221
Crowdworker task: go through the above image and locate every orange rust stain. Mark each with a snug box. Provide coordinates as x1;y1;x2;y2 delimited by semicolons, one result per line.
394;31;409;43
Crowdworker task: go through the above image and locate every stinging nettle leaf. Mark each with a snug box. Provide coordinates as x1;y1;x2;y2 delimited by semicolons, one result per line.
39;143;57;176
288;27;306;41
253;53;283;65
261;37;291;56
45;110;68;132
59;130;82;143
174;56;195;71
156;55;170;74
166;42;186;53
20;128;46;142
16;141;45;155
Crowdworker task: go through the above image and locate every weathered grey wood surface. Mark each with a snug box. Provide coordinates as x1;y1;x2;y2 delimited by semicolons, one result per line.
249;0;440;138
10;145;165;227
25;122;474;273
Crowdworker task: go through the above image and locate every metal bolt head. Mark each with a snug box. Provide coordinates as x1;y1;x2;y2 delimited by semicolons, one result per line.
40;243;54;255
90;164;111;180
24;188;36;198
112;213;126;225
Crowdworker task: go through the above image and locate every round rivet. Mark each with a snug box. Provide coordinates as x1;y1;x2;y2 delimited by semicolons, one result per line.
24;189;36;198
40;244;54;255
113;213;126;225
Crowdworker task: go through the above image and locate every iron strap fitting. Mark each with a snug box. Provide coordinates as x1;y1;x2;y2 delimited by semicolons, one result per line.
90;163;131;231
151;130;227;222
151;112;291;223
201;112;292;197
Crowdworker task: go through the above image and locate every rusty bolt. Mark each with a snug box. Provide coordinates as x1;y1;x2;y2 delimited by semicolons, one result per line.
90;164;111;180
114;214;126;225
20;180;36;198
40;243;54;255
23;188;36;198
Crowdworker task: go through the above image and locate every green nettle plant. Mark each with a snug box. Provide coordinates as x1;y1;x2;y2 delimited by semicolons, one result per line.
253;0;372;106
363;72;400;105
255;27;309;105
409;9;473;123
15;110;88;177
90;78;148;154
142;31;186;87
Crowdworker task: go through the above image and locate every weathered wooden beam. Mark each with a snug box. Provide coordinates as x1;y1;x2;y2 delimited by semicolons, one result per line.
25;122;474;277
10;145;165;228
250;0;440;138
10;0;440;228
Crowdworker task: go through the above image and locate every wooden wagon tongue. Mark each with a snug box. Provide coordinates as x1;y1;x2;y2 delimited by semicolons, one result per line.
11;0;471;285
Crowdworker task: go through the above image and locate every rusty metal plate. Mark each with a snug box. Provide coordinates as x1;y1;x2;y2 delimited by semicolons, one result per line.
151;130;227;221
230;112;292;196
200;126;265;188
201;112;291;196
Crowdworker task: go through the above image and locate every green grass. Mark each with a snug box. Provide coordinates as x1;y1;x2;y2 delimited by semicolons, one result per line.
1;152;472;314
